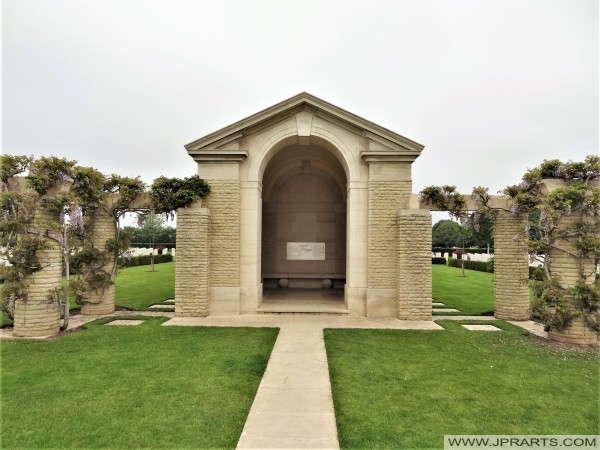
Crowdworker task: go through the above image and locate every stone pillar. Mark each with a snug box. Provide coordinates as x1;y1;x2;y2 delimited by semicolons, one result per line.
345;181;368;316
81;208;115;315
192;152;246;315
494;210;530;320
204;179;241;314
239;181;262;314
14;209;61;338
361;153;413;317
547;215;598;345
175;202;210;317
397;209;432;320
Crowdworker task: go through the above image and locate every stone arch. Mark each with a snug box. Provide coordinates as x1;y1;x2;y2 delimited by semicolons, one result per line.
248;128;357;184
260;143;348;294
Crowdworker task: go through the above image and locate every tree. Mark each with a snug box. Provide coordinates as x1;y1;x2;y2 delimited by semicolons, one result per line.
432;220;465;248
137;213;164;271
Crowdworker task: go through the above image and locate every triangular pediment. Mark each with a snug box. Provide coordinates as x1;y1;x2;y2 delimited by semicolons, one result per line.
185;92;424;158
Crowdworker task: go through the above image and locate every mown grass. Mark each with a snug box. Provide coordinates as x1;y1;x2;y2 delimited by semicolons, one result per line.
1;317;278;449
325;321;599;449
432;264;495;315
115;261;175;309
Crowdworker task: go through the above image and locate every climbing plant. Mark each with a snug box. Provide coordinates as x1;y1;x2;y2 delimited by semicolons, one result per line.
422;156;600;333
499;156;600;332
1;154;211;328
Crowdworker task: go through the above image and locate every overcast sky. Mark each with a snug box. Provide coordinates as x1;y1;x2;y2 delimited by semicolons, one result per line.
3;0;598;203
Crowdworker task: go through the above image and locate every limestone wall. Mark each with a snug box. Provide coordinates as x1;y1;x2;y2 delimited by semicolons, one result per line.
548;214;598;345
493;210;530;320
175;203;210;317
205;179;240;287
397;209;432;320
13;209;61;337
367;180;411;289
81;208;116;315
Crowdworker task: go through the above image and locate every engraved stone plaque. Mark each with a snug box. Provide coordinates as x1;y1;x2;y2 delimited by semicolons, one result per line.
287;242;325;260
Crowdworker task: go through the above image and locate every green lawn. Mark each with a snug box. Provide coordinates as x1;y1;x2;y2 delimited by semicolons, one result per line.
1;317;278;449
115;261;175;309
432;264;495;315
325;321;599;449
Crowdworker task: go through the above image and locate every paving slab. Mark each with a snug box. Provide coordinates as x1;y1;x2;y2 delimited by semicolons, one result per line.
432;302;446;306
433;308;460;313
236;324;339;449
106;319;145;326
148;304;174;309
163;299;175;303
462;324;501;331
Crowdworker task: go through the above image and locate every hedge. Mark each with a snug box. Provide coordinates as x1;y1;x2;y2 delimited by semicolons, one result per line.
118;253;173;268
447;258;494;273
432;257;447;264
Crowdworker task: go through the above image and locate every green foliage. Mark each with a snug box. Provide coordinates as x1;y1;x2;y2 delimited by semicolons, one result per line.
432;220;473;247
420;185;466;218
447;258;493;273
25;156;76;196
0;154;32;183
150;175;210;217
491;155;600;332
72;166;106;207
118;253;173;268
431;257;447;264
102;175;146;218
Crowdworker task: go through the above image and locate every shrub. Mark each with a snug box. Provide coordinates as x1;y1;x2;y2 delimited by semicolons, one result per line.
118;253;173;268
447;258;493;273
529;266;545;281
431;257;447;265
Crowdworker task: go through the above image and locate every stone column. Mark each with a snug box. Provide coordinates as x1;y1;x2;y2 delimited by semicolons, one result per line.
345;181;368;316
193;151;247;315
362;152;413;317
81;208;116;315
175;202;210;317
397;209;432;320
547;214;598;345
494;210;530;320
14;208;61;338
239;181;262;314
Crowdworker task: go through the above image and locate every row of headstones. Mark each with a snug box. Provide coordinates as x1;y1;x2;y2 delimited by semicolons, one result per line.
125;247;176;257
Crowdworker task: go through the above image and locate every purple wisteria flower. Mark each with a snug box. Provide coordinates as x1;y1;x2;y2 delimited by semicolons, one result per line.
69;204;84;234
510;205;519;216
57;171;68;184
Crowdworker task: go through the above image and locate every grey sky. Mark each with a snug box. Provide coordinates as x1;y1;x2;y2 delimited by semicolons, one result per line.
3;0;598;202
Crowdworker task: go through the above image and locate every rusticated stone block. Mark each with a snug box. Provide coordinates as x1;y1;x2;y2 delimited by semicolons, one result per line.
368;181;411;289
204;180;240;287
494;210;530;320
81;208;116;315
175;203;209;317
14;209;61;338
397;210;432;320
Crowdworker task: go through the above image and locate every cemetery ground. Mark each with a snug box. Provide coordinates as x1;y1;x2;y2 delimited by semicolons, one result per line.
1;262;599;448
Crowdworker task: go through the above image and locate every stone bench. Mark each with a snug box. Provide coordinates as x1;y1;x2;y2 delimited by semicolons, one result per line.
262;273;345;289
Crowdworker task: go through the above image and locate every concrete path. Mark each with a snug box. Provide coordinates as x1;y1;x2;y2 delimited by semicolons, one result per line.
237;323;338;449
164;315;442;450
2;311;546;448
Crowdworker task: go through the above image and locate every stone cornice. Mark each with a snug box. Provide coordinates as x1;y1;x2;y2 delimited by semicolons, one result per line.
360;151;422;164
185;92;424;155
188;150;248;164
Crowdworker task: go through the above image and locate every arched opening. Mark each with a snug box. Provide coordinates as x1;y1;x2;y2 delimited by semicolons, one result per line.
260;143;347;311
